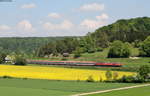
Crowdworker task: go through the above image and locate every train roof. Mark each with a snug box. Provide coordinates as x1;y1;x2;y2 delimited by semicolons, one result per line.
28;60;96;63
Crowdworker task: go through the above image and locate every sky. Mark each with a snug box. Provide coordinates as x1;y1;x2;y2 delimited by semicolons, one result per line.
0;0;149;37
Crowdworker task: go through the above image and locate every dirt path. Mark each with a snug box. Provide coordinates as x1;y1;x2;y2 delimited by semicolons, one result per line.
71;83;150;96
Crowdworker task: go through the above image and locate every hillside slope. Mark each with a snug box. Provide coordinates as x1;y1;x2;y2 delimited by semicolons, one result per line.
91;17;150;47
0;37;65;54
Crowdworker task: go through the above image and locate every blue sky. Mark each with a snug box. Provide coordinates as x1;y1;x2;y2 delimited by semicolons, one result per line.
0;0;149;37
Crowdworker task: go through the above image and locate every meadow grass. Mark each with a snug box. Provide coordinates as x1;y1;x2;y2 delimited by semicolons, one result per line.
0;78;138;96
30;48;150;72
87;85;150;96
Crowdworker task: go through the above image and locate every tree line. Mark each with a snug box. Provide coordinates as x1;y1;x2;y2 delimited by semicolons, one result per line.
36;36;103;57
36;17;150;58
0;37;66;54
91;17;150;47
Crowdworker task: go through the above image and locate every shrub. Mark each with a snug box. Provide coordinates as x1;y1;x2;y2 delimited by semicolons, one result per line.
2;75;13;79
132;40;142;48
117;75;147;83
73;47;82;58
105;70;112;81
74;53;81;58
117;75;136;83
86;75;94;82
138;65;150;81
87;48;95;53
113;72;119;80
111;65;150;83
0;53;7;64
0;57;4;64
96;47;103;52
13;55;27;65
134;74;145;83
99;76;103;82
124;76;136;83
61;57;67;61
139;36;150;57
108;41;131;58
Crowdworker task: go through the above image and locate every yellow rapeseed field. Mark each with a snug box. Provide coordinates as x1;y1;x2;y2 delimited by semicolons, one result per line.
0;65;135;81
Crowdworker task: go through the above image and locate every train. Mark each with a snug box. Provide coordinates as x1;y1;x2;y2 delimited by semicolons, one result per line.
28;60;123;67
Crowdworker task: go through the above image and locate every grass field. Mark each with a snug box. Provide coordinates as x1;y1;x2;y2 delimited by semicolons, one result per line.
31;48;150;72
0;78;138;96
87;85;150;96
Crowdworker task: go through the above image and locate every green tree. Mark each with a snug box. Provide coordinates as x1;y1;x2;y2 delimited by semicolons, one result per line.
73;47;83;58
139;36;150;57
0;51;7;64
108;40;131;58
13;54;27;66
78;36;97;53
91;17;150;43
138;65;150;81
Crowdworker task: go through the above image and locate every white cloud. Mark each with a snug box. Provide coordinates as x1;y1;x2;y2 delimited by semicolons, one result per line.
21;3;36;9
48;13;61;19
17;20;35;32
0;25;12;37
80;19;106;30
79;3;105;11
80;13;109;30
96;13;109;20
43;20;74;30
0;25;11;31
0;20;38;37
0;13;109;37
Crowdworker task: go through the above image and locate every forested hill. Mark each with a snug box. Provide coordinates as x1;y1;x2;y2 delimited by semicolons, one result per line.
1;17;150;55
0;37;66;54
91;17;150;47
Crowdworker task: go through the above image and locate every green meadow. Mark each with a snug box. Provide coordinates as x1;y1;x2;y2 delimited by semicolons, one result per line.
0;78;137;96
31;48;150;72
87;85;150;96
